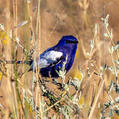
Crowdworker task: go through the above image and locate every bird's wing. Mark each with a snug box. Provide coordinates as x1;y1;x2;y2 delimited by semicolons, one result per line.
37;50;63;68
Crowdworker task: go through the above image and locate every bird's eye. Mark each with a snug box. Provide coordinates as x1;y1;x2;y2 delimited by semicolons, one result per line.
65;40;72;43
65;40;78;44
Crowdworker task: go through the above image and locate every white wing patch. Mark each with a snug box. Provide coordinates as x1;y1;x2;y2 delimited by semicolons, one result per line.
40;59;48;68
37;51;63;68
43;51;63;61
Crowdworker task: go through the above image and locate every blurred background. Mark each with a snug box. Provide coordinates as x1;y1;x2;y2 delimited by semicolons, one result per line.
0;0;119;118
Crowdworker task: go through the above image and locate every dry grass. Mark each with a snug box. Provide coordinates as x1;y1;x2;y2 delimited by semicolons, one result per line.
0;0;119;119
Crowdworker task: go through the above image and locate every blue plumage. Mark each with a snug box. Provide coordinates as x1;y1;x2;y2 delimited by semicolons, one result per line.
30;35;78;78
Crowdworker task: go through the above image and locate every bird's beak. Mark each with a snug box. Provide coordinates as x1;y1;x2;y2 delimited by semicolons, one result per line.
73;40;78;44
72;41;79;44
75;40;78;44
72;40;79;44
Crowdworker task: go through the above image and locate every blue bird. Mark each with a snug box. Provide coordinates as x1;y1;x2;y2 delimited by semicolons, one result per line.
15;35;78;78
29;35;78;78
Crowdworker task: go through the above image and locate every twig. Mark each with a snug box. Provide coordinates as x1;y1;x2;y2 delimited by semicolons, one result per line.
88;79;105;119
42;90;67;113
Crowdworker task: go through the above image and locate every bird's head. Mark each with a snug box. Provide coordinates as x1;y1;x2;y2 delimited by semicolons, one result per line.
57;35;78;48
